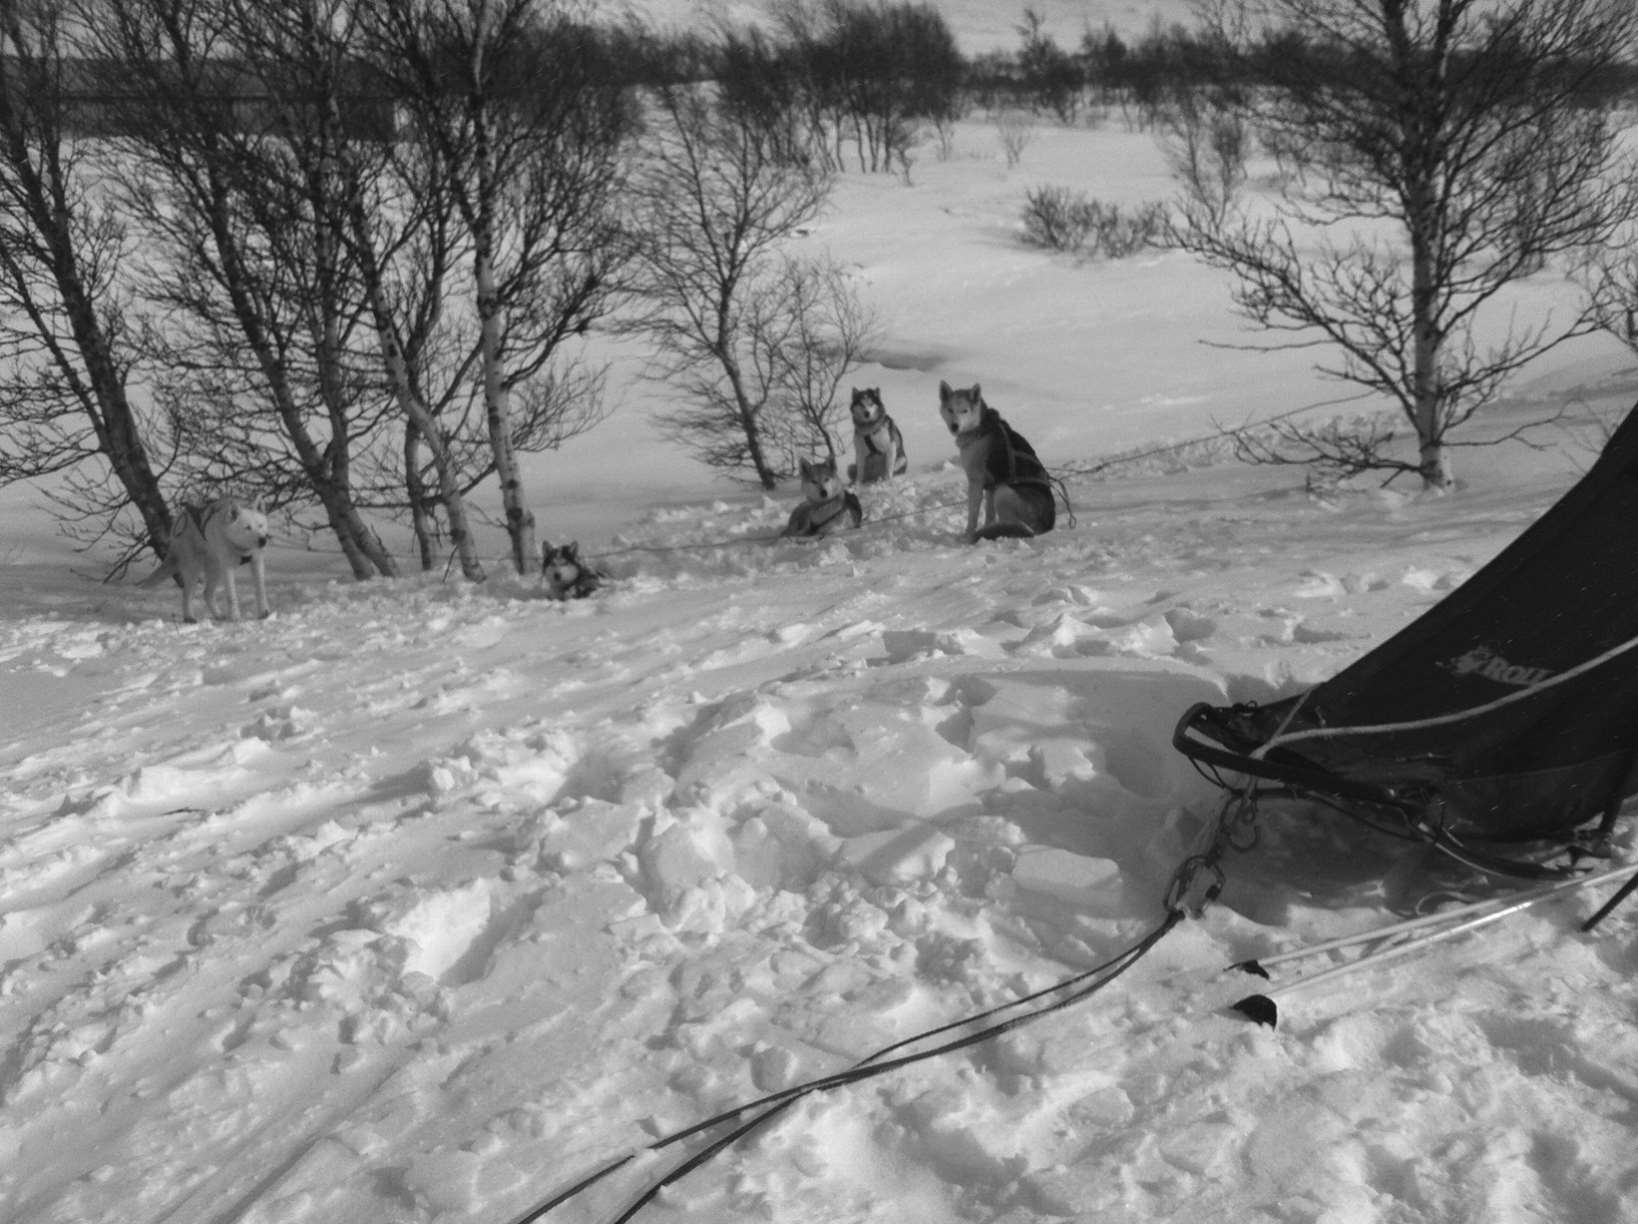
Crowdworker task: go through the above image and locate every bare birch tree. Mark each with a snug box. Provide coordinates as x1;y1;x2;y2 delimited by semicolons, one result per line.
232;0;490;579
0;0;173;564
629;82;835;489
341;136;492;579
747;253;879;471
356;0;635;575
1176;0;1638;490
92;0;400;578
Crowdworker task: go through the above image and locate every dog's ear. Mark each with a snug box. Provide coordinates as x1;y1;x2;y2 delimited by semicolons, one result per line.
799;458;814;478
540;539;553;560
972;383;982;399
565;541;580;559
938;380;951;399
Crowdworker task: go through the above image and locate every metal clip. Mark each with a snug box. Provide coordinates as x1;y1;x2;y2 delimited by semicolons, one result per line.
1165;854;1224;918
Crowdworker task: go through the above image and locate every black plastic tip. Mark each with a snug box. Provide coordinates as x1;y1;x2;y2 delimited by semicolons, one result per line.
1233;958;1271;980
1232;994;1279;1028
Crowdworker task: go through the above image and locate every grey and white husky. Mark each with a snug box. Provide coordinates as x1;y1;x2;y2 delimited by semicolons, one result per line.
938;381;1055;543
781;457;864;539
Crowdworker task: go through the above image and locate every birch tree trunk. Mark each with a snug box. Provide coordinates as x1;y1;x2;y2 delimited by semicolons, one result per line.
0;1;172;558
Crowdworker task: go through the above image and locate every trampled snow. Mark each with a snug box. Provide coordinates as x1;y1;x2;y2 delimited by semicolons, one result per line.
3;111;1638;1224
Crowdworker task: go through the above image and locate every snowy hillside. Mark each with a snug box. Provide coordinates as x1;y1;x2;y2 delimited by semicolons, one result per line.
4;117;1638;1224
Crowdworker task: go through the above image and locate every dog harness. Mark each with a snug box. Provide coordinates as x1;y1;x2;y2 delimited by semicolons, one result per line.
963;406;1057;532
556;570;600;599
977;408;1050;492
858;419;896;456
804;492;863;532
194;499;262;563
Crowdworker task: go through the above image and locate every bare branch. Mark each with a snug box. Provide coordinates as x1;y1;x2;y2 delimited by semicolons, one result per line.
1175;0;1638;489
626;81;838;489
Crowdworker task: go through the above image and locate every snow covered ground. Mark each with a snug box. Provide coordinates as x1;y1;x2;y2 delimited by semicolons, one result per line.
5;106;1638;1224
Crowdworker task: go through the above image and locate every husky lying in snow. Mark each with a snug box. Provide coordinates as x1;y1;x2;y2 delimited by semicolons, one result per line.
541;540;606;600
846;386;908;485
140;496;271;623
938;380;1056;543
781;457;863;539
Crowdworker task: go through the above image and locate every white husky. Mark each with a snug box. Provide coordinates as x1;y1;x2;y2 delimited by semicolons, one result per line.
141;496;272;623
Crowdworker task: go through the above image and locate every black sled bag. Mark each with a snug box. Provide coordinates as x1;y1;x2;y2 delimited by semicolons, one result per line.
1174;403;1638;853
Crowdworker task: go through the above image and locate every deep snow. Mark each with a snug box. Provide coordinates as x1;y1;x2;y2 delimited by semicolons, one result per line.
4;103;1638;1224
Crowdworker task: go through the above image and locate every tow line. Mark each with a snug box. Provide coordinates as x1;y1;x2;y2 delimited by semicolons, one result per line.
512;791;1634;1221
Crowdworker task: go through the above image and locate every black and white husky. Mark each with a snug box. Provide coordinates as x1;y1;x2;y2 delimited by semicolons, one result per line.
846;387;908;484
541;540;605;600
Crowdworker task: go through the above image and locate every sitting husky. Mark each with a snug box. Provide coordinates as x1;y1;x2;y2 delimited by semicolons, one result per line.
938;380;1056;543
140;495;272;622
781;457;864;539
846;386;908;484
541;540;605;600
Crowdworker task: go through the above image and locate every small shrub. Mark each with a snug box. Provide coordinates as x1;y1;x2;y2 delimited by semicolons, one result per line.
1021;185;1091;249
1021;186;1168;257
995;108;1036;167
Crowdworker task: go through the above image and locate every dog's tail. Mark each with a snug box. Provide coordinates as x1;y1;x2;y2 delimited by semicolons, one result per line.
972;522;1039;542
138;551;179;588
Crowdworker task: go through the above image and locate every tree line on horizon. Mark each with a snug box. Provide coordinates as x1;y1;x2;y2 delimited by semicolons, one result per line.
3;0;1637;583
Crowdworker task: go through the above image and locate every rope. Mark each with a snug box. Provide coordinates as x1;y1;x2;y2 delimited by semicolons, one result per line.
512;918;1179;1224
275;391;1379;567
510;793;1249;1223
1051;472;1077;529
588;389;1377;563
584;500;957;561
1052;388;1381;482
